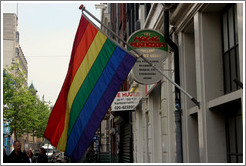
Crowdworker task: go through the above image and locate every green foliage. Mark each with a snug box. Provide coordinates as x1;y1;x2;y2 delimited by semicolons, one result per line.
27;96;50;139
3;63;50;140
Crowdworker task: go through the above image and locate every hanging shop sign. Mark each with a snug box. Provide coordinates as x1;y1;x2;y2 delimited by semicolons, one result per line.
127;29;168;85
111;91;141;111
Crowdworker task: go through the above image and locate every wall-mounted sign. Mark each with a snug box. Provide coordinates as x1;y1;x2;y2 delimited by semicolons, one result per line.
111;91;141;111
127;29;168;85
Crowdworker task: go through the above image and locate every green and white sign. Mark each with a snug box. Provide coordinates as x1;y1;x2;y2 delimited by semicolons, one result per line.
127;29;168;84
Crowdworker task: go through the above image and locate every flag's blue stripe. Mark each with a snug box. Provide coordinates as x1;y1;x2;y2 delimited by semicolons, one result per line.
70;53;136;161
66;46;126;155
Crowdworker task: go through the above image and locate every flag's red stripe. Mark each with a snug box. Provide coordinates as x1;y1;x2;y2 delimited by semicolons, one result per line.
70;23;98;80
44;16;98;146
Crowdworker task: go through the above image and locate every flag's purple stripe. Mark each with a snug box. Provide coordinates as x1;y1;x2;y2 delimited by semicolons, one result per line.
70;53;136;161
66;47;126;155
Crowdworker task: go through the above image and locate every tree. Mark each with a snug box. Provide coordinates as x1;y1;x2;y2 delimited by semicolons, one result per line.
3;63;50;141
29;96;50;141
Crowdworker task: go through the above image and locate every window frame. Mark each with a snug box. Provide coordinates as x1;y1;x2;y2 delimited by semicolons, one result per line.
221;4;240;94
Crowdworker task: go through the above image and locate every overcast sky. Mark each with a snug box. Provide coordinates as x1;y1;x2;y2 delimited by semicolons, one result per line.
2;1;101;105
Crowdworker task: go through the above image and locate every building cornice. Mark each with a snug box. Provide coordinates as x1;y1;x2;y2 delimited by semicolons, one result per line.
171;3;208;34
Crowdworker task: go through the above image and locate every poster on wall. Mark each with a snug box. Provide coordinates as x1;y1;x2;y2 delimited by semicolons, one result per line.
127;29;168;85
111;91;141;111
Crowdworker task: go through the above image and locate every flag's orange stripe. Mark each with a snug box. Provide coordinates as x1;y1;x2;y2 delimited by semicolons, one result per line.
44;16;98;147
50;23;98;146
57;31;106;151
44;16;89;146
70;23;98;81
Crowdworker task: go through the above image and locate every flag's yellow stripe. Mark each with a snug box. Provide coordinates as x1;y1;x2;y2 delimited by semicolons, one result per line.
57;31;107;151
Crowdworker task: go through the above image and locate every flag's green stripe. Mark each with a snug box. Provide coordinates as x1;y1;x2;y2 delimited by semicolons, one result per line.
67;39;117;136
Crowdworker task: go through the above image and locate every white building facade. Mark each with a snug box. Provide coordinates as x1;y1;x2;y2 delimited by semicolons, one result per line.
131;3;244;163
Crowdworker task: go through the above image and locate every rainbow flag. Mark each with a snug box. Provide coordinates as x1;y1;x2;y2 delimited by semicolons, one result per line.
44;15;136;161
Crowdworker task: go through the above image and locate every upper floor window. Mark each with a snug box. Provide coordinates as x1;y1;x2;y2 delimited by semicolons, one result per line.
15;48;19;57
16;31;19;43
127;3;140;36
144;3;151;20
222;4;240;94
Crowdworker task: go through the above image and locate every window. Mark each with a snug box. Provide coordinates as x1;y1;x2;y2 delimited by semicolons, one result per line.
127;4;140;36
221;4;242;163
225;100;243;163
144;4;151;20
15;48;19;57
16;31;19;43
222;4;240;94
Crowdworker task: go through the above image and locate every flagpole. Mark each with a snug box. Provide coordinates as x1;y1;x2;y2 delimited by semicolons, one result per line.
79;5;200;108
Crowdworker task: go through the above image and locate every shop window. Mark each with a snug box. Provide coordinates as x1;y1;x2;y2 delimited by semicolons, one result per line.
222;4;240;94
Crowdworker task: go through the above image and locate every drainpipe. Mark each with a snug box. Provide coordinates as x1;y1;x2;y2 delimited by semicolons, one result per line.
163;4;183;163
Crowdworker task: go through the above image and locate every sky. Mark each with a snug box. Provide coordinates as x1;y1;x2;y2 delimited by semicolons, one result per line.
2;1;101;105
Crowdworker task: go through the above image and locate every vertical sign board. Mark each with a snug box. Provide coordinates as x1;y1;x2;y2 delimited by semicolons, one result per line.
127;29;168;85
